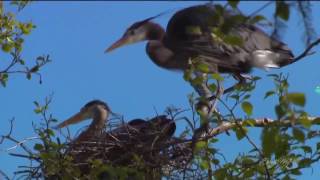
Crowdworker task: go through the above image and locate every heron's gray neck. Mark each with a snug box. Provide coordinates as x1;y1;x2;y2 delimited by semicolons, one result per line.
146;40;189;70
79;108;108;139
146;22;165;41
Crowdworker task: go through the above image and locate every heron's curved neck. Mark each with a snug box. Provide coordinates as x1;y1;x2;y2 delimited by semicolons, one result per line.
146;22;165;41
78;108;108;141
145;22;187;70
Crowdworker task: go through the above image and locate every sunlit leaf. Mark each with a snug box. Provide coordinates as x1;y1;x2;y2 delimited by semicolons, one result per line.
288;93;306;107
196;63;209;73
241;101;253;116
2;43;13;52
299;117;312;128
195;141;207;151
211;73;224;81
200;160;209;170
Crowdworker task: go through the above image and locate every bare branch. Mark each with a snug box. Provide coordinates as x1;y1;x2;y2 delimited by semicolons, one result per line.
4;136;39;152
205;116;319;138
290;37;320;64
0;169;10;180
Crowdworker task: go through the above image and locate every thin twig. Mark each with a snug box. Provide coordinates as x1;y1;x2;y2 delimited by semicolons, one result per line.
290;38;320;64
248;1;273;18
0;169;10;180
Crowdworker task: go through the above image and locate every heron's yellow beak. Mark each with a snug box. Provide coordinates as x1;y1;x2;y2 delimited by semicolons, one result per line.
105;36;132;53
55;112;88;129
105;32;146;53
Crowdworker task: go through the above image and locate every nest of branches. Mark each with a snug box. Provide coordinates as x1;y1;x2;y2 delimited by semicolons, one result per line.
60;115;193;177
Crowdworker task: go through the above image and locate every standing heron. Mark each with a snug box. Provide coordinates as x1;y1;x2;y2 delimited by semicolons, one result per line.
106;3;294;83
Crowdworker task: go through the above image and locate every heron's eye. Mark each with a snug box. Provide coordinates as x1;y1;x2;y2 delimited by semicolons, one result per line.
128;30;135;36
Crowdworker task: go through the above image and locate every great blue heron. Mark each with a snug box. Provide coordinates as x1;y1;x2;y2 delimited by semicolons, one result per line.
55;100;176;177
55;100;175;144
106;3;293;78
55;100;110;143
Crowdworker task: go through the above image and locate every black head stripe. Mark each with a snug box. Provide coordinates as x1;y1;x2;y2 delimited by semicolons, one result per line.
83;100;110;111
127;10;169;31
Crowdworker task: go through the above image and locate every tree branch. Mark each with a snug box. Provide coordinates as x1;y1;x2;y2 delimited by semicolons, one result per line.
204;116;319;139
290;38;320;64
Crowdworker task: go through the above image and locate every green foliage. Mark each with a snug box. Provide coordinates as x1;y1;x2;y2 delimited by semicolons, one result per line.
0;2;50;87
275;1;290;21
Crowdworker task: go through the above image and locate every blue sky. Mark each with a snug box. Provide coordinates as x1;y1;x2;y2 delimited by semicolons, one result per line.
0;1;319;179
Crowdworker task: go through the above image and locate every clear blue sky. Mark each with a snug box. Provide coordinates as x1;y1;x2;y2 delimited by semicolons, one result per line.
1;1;319;179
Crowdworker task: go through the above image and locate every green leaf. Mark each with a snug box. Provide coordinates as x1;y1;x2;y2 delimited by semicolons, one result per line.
262;127;278;158
287;93;305;107
209;138;218;144
2;43;13;52
33;101;39;107
276;1;290;21
212;158;220;165
191;76;204;86
228;0;239;9
299;117;312;128
229;94;239;100
0;73;9;87
243;94;251;100
195;141;207;150
292;128;305;143
34;143;43;151
34;107;42;114
235;126;247;140
183;69;192;81
313;118;320;125
26;73;31;80
275;104;286;119
264;90;275;99
249;15;266;24
30;65;39;73
211;73;224;81
223;35;243;46
316;142;320;151
196;63;209;73
185;26;202;35
200;160;209;170
241;101;253;116
208;83;217;92
298;158;312;168
300;145;312;154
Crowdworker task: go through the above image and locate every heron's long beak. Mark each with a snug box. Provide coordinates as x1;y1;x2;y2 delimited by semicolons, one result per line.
55;112;87;129
105;36;131;53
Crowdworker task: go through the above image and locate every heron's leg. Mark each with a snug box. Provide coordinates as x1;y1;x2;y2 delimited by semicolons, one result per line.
208;73;252;99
